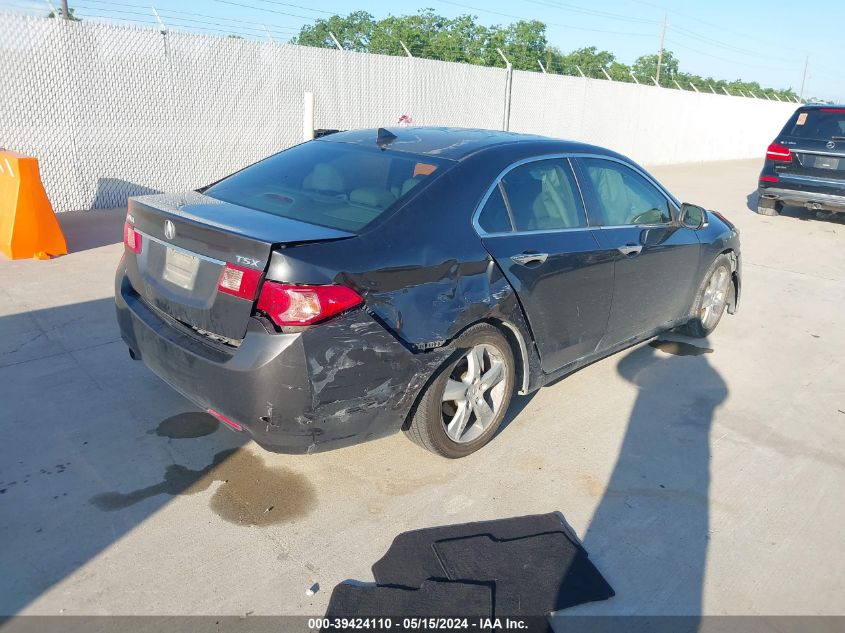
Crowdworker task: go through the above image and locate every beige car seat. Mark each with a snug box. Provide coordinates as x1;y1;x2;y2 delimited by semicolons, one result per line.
303;163;345;193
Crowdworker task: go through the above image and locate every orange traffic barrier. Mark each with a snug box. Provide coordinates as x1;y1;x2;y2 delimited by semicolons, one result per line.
0;150;67;260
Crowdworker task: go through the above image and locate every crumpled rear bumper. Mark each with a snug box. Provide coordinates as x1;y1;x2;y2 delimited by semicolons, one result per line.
115;266;448;454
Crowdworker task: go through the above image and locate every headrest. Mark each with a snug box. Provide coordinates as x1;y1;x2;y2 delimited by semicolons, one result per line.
303;163;344;193
349;187;397;209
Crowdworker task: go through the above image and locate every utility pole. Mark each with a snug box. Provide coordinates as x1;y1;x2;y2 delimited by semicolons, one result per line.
655;12;668;85
799;55;808;100
61;0;70;19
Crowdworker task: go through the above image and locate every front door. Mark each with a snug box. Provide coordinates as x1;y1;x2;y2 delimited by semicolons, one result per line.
574;157;702;346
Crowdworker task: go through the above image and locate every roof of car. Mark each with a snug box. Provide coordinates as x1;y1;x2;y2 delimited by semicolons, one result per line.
318;127;610;161
798;103;845;109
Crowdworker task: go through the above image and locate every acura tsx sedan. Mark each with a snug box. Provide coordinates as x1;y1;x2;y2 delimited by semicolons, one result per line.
115;127;741;458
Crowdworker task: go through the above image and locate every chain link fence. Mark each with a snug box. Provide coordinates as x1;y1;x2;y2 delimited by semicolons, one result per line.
0;13;796;212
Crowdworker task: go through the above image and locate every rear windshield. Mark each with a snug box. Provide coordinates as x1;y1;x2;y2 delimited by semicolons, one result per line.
204;141;449;232
784;108;845;140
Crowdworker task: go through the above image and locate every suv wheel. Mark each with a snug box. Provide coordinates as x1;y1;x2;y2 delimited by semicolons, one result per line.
756;197;782;216
405;323;514;458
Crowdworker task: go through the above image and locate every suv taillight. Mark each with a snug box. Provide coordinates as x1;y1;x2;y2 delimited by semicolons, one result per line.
256;282;364;326
766;143;792;162
123;222;142;253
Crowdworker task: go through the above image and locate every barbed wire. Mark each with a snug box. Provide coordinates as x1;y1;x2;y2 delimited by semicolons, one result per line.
0;3;804;101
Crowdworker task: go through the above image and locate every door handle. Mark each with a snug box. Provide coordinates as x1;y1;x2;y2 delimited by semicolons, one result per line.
511;252;548;266
617;244;643;257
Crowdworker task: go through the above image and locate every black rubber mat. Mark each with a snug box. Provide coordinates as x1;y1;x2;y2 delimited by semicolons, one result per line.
372;513;578;589
323;579;494;622
432;532;615;616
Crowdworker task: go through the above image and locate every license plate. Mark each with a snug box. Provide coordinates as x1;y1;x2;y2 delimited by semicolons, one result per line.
163;247;200;290
814;156;840;170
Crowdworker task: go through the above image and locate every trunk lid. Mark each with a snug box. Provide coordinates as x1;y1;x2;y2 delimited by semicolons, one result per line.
124;191;353;341
779;138;845;184
777;108;845;189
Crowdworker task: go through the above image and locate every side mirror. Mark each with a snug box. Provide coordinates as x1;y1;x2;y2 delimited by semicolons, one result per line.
680;203;707;229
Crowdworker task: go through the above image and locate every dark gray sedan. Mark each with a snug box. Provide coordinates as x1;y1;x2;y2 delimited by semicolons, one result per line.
115;128;741;457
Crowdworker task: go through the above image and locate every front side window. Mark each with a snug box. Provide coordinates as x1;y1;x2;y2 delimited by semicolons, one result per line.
205;141;448;232
581;158;671;226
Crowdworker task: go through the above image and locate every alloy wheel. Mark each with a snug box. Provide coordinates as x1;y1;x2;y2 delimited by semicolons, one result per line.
700;267;730;330
441;343;508;443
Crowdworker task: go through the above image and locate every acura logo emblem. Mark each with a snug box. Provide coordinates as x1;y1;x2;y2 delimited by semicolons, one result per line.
827;141;836;150
164;220;175;240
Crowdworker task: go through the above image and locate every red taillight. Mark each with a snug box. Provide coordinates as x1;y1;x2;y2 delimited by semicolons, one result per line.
820;108;845;113
123;222;142;253
207;408;243;431
256;282;364;326
766;143;792;162
759;175;779;182
217;263;262;299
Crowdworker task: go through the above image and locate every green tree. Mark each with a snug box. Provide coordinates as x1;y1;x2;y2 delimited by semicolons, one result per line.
291;11;376;52
290;10;799;98
47;7;81;21
631;51;679;86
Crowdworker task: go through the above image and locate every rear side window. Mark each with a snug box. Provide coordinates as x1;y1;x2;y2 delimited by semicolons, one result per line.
477;158;587;234
205;141;449;232
477;186;513;233
784;109;845;140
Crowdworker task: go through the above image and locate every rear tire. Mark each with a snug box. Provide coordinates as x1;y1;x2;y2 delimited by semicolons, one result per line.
405;323;514;458
681;255;733;338
756;197;782;216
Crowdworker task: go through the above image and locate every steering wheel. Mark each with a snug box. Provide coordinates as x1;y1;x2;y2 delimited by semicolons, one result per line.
629;208;665;225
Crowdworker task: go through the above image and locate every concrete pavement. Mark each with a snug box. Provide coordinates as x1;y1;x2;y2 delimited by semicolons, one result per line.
0;159;842;618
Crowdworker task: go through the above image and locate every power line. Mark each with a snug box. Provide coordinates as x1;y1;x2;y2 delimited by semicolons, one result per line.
248;0;333;15
625;0;809;57
74;5;297;36
525;0;661;26
79;0;300;32
664;37;799;74
72;6;295;38
210;0;319;22
437;0;656;37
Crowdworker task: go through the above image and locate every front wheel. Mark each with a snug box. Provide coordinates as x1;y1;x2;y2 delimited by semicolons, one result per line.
405;323;515;458
682;255;732;338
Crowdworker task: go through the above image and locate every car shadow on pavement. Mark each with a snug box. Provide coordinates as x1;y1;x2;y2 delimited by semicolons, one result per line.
0;298;248;615
554;337;727;622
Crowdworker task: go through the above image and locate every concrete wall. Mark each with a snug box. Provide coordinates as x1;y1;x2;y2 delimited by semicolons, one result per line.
0;13;796;212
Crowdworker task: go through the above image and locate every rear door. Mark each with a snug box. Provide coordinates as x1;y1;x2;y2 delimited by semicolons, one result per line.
776;107;845;193
573;157;701;346
476;157;614;373
124;191;352;341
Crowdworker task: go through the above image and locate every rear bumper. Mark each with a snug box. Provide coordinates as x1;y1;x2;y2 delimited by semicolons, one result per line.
758;186;845;212
115;265;447;453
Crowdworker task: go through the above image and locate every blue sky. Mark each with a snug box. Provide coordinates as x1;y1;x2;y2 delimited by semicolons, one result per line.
5;0;844;101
